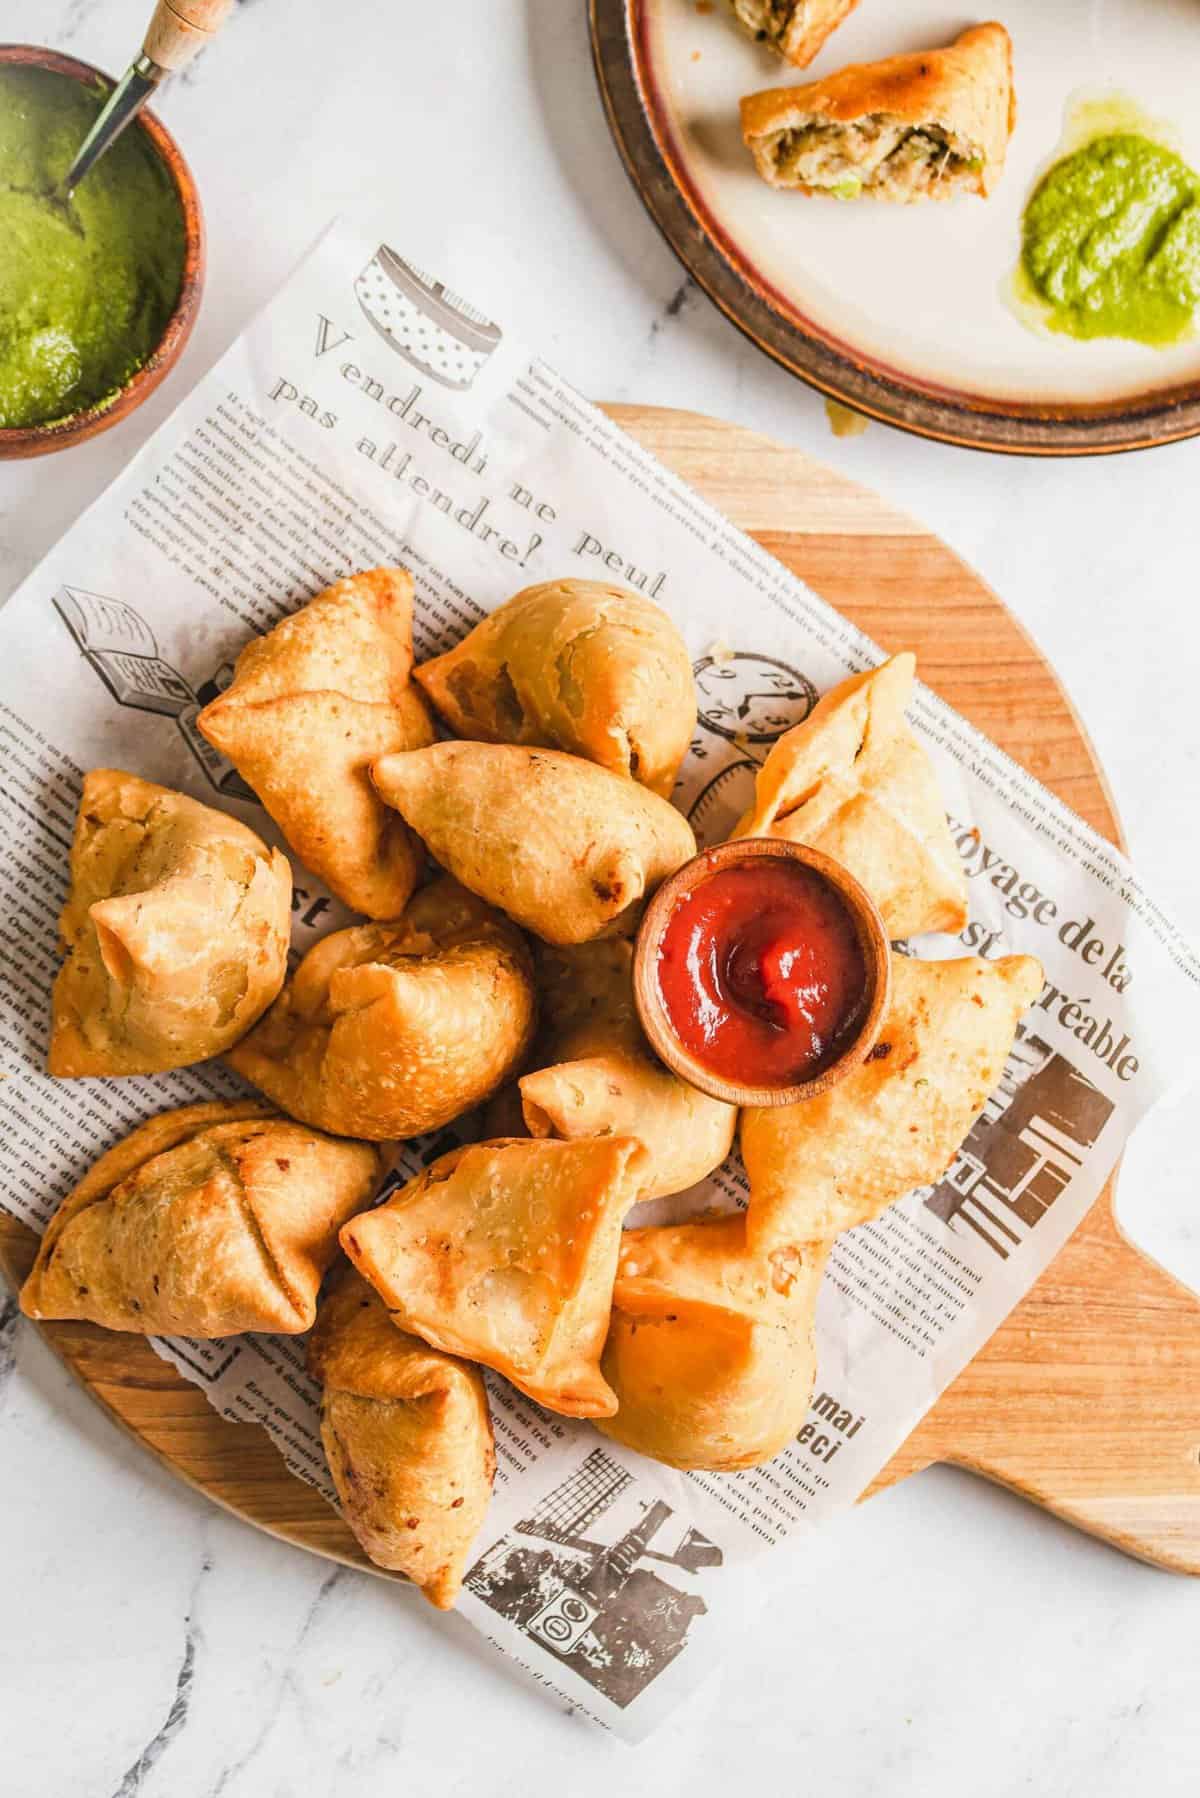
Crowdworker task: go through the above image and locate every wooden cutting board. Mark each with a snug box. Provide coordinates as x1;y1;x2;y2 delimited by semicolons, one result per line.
4;404;1200;1577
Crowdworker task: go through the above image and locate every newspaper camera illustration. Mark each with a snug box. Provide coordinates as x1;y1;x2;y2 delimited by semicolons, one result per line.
53;586;256;803
925;1026;1114;1260
467;1448;723;1708
355;246;503;390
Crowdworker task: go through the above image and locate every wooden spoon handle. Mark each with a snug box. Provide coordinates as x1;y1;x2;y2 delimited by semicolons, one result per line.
143;0;234;73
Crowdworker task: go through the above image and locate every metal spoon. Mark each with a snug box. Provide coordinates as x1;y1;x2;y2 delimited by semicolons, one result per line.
53;0;233;205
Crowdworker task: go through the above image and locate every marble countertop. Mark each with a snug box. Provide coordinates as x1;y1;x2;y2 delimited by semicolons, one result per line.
2;2;1199;1792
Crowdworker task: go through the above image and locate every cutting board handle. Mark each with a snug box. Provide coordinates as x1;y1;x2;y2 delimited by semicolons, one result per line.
869;1180;1200;1572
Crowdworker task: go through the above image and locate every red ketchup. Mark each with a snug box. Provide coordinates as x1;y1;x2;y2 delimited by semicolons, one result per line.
655;857;868;1088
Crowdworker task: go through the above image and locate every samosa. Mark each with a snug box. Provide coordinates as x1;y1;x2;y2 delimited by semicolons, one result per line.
198;567;434;918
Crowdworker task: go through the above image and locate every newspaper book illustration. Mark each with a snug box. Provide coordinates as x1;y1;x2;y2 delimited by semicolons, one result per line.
54;586;256;802
2;217;1199;1738
54;586;194;716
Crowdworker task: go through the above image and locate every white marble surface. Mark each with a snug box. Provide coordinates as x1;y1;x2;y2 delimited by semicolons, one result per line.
2;2;1199;1790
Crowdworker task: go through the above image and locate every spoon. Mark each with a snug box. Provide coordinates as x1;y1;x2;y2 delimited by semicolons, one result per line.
53;0;233;206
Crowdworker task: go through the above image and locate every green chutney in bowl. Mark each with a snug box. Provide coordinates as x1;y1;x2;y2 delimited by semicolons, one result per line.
0;54;199;448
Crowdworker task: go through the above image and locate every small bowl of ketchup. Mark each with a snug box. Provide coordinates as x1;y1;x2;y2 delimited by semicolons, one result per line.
633;839;891;1108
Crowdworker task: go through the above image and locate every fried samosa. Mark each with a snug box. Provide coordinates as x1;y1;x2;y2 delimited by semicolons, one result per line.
372;742;696;945
727;0;860;70
341;1137;646;1418
599;1212;828;1471
741;23;1015;202
21;1102;382;1335
48;770;291;1078
308;1270;494;1609
415;579;697;798
519;941;737;1201
198;568;435;919
741;950;1044;1247
734;654;968;940
227;877;535;1140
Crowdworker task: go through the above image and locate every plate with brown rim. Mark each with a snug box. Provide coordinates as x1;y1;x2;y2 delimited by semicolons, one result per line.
590;0;1200;454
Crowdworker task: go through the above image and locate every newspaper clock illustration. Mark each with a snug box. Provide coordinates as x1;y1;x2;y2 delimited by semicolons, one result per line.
355;246;503;390
680;651;818;846
466;1448;723;1708
52;586;256;802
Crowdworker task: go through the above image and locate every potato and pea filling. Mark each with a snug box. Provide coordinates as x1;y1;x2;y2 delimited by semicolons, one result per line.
730;0;799;46
763;116;985;199
739;24;1014;204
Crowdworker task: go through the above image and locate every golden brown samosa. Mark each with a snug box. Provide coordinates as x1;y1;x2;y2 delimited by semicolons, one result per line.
599;1212;828;1471
518;941;737;1201
741;23;1015;201
741;951;1044;1247
341;1137;646;1418
20;1102;382;1335
227;877;535;1140
48;770;291;1078
734;654;968;939
308;1270;494;1609
727;0;860;69
372;742;696;945
415;579;697;798
198;568;435;918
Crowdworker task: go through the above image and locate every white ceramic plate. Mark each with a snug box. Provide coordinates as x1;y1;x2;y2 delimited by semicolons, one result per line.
592;0;1200;451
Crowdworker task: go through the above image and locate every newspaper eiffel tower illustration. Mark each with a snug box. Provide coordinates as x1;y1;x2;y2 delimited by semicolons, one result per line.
924;1024;1114;1259
466;1449;723;1708
53;586;256;802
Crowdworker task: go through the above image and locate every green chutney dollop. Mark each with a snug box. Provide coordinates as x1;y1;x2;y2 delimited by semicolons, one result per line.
1021;132;1200;347
0;66;186;429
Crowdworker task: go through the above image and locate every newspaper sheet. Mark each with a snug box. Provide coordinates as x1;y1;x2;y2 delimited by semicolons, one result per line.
2;220;1198;1737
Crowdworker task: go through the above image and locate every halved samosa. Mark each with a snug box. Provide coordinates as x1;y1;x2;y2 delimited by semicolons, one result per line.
599;1212;828;1471
198;568;435;918
741;23;1015;202
21;1102;382;1335
415;579;697;798
308;1270;495;1609
519;941;737;1201
341;1137;646;1417
48;770;292;1077
227;877;535;1140
741;950;1044;1247
372;742;696;945
727;0;860;70
734;653;967;939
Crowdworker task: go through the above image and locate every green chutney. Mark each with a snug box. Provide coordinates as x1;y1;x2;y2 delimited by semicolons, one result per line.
0;66;186;429
1021;130;1200;347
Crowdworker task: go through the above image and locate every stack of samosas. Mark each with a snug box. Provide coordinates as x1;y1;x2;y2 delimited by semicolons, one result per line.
29;569;1040;1606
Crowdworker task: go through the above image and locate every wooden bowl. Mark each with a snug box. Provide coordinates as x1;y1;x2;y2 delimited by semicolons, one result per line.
633;838;892;1108
0;45;205;460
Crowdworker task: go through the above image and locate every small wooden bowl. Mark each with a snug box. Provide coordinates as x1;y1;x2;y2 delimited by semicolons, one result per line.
0;45;205;460
633;838;892;1109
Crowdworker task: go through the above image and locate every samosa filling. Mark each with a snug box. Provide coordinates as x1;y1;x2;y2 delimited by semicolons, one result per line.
766;116;983;196
731;0;800;46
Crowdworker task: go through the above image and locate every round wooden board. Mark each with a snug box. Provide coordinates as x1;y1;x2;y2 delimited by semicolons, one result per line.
5;404;1200;1577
